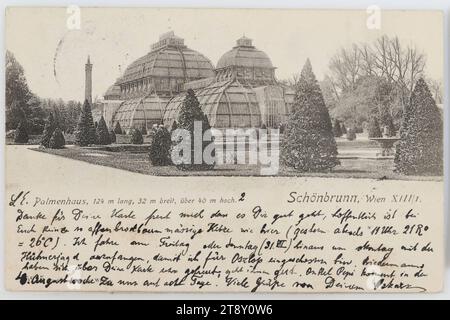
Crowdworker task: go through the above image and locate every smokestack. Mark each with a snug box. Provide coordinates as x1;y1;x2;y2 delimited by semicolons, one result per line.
85;55;92;104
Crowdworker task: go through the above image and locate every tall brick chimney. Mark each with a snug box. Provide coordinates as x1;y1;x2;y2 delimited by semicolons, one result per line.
85;55;92;104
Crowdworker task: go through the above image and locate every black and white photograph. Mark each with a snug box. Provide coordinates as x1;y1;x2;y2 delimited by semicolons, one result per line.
2;6;447;297
5;8;444;179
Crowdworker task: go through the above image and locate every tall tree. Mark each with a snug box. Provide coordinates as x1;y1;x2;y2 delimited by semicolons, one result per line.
329;44;362;94
176;89;215;170
281;59;339;172
395;79;443;175
75;100;96;146
25;94;46;134
5;51;32;131
328;35;426;108
332;76;400;131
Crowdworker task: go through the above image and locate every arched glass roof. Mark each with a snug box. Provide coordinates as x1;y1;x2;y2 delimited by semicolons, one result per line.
164;80;262;129
112;94;168;133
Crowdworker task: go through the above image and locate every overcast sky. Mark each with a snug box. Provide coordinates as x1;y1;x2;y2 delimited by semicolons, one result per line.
6;7;443;101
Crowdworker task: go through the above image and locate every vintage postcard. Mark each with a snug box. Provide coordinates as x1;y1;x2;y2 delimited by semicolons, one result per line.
4;7;444;292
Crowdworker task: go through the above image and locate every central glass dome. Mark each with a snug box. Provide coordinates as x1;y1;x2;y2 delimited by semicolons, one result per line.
109;32;216;133
116;31;215;99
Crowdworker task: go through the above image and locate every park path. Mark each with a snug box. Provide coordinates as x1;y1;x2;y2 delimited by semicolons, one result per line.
5;145;158;195
6;144;146;179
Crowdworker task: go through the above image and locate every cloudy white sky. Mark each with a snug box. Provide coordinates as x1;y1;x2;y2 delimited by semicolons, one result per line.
6;7;443;101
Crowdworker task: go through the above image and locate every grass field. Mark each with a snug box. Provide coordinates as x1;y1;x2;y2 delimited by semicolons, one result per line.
32;141;441;181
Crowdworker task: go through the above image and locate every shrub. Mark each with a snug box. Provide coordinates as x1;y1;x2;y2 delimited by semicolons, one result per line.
149;125;172;166
75;99;96;146
346;128;356;141
14;120;29;143
96;116;111;145
281;59;339;172
395;78;443;175
341;123;347;134
49;127;65;149
131;128;143;145
114;121;123;134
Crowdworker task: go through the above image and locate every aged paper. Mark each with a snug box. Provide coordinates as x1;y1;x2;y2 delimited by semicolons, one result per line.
4;8;444;293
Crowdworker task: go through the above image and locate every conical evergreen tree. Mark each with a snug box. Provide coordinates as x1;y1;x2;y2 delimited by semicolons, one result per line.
281;59;339;172
96;116;111;145
114;121;123;134
368;115;382;138
332;119;343;137
395;78;443;175
341;122;347;134
40;112;56;147
49;127;65;149
177;89;215;170
75;99;96;146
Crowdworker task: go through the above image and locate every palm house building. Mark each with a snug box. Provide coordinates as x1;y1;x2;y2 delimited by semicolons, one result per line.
99;31;294;133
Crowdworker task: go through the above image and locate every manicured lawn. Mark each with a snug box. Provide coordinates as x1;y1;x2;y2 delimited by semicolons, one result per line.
32;144;441;181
